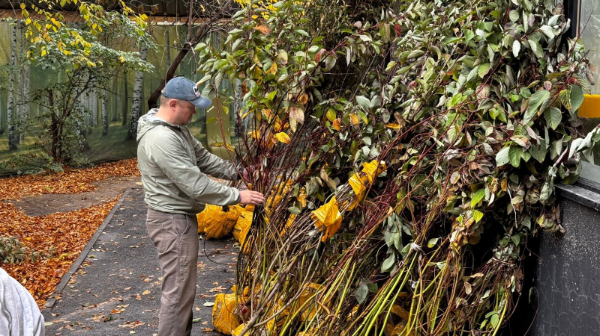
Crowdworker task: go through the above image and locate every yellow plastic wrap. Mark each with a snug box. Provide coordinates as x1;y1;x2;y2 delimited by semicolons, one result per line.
232;320;275;335
285;283;323;322
233;205;254;254
279;214;297;237
197;205;224;233
197;204;240;239
312;197;342;242
232;324;247;336
265;180;294;216
347;160;387;210
233;205;254;242
212;293;241;335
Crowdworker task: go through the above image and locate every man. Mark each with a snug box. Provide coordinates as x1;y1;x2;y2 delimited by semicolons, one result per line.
137;77;264;336
0;267;45;336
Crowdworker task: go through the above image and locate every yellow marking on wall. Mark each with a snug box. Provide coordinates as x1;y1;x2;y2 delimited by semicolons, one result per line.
579;95;600;118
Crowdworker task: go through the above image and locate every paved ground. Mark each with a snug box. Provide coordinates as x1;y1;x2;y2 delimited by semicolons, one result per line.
43;188;238;335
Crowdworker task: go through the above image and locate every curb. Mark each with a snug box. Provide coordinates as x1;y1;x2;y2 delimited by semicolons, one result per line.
41;188;136;315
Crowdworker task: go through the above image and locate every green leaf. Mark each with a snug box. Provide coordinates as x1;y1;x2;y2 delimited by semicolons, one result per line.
528;39;544;58
427;238;439;248
544;107;562;130
490;313;499;328
326;109;337;122
471;189;485;207
381;253;396;272
324;54;337;71
509;10;520;22
277;49;288;64
473;210;484;223
530;145;546;163
288;207;302;215
465;29;475;42
266;90;278;101
513;40;521;57
359;34;372;42
509;146;523;167
478;63;491;78
197;74;212;85
355;284;368;304
496;147;510;166
524;90;550;124
540;25;555;40
406;50;424;59
356;96;371;110
295;29;309;37
385;61;397;72
570;85;584;112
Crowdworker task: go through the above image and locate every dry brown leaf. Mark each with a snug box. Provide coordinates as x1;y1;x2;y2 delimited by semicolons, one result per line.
254;25;271;34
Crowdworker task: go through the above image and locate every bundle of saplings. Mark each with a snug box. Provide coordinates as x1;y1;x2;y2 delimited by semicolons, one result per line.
196;0;599;334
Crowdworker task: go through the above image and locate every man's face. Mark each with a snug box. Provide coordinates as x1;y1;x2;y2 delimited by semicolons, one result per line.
173;100;196;125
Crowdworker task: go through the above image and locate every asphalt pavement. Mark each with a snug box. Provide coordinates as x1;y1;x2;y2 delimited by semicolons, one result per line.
43;188;238;336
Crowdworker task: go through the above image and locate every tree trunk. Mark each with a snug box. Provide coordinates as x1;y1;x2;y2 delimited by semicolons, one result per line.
102;89;108;135
111;76;118;122
7;25;17;151
20;23;30;144
127;43;148;140
91;87;98;128
48;90;61;161
74;95;90;151
122;69;128;126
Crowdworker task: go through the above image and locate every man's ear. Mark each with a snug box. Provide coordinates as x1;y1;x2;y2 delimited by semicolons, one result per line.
168;99;178;109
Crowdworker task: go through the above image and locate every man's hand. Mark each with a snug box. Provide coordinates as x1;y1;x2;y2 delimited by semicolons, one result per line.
239;190;265;205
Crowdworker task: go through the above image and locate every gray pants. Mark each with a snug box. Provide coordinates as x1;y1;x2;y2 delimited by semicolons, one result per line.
146;208;199;336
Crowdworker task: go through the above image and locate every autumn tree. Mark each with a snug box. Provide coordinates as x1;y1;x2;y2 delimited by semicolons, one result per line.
16;0;153;164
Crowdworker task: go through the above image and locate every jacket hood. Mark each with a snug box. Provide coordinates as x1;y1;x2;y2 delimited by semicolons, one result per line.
137;108;180;141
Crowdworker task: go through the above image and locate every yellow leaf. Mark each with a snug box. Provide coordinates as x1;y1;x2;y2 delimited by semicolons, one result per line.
41;49;47;57
385;123;401;129
333;118;341;131
350;113;360;125
20;3;26;9
275;132;291;144
265;62;277;75
326;109;336;122
262;109;273;120
298;93;309;105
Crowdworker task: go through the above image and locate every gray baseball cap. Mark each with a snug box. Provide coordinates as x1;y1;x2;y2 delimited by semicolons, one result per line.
162;77;212;109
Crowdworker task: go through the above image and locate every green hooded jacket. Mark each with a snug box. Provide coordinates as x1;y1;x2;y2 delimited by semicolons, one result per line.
137;108;240;215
